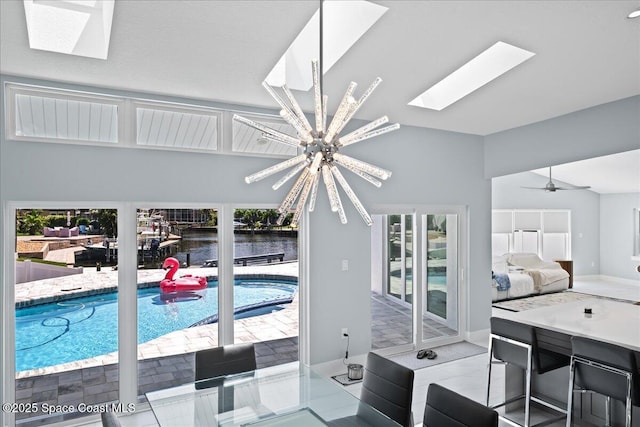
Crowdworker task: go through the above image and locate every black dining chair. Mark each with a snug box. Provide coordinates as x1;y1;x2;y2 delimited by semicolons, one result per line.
195;342;257;383
567;336;639;427
360;352;414;427
329;352;415;427
424;383;498;427
195;342;257;413
100;411;121;427
487;317;569;427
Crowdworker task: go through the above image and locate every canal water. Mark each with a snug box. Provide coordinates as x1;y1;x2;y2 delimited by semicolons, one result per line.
146;230;298;268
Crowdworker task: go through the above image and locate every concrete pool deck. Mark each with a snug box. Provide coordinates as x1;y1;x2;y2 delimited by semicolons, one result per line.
15;262;300;379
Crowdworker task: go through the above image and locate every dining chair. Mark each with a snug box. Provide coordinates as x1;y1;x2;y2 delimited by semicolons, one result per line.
487;317;569;427
195;342;257;384
566;336;639;427
424;383;498;427
329;352;414;426
100;411;121;427
195;342;257;413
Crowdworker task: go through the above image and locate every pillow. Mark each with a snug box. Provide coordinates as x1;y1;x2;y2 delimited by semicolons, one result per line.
492;255;508;273
507;253;544;268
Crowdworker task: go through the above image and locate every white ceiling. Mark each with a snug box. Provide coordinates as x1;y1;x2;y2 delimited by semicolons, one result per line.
1;0;639;190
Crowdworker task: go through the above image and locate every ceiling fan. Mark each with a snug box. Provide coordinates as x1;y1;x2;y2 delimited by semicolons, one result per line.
522;167;591;192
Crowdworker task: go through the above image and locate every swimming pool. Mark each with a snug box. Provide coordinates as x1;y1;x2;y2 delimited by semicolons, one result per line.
15;278;297;372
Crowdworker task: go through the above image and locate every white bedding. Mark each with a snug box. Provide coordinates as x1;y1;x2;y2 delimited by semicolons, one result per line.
524;267;569;293
491;273;534;301
491;253;570;301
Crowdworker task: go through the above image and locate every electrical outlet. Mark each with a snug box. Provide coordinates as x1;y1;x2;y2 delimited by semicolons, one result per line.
341;328;348;338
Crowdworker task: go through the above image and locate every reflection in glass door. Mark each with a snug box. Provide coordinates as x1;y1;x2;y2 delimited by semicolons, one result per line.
423;214;458;336
387;215;413;303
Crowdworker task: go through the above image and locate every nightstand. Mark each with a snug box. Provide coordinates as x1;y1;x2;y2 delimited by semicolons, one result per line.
555;260;573;288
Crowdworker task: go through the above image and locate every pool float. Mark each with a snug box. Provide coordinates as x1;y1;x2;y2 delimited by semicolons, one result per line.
160;257;207;293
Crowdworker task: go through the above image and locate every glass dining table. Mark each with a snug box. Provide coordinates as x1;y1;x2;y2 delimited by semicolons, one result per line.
145;362;400;426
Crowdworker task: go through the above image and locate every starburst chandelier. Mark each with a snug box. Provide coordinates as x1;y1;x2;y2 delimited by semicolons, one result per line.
233;1;398;227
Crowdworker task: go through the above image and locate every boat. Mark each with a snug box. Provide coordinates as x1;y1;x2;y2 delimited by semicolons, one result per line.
137;209;170;250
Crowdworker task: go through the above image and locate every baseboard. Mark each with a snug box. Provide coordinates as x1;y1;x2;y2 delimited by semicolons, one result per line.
575;274;640;286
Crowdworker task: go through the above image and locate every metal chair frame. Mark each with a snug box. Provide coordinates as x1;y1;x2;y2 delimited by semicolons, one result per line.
566;354;633;427
487;333;567;427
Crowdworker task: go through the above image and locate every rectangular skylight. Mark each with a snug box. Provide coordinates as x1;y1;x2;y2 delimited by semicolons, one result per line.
408;41;535;111
265;0;388;90
23;0;114;60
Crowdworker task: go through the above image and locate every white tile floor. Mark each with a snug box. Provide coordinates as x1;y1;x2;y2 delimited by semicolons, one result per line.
62;276;637;427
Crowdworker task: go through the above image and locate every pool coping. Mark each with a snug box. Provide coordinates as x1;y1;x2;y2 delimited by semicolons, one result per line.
15;266;299;308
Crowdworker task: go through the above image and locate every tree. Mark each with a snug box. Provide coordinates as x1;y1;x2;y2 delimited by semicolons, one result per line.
206;209;218;227
262;209;279;229
17;210;45;235
92;209;118;237
238;209;261;232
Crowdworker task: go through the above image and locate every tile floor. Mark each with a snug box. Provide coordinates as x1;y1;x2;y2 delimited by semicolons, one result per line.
370;292;457;349
29;277;638;426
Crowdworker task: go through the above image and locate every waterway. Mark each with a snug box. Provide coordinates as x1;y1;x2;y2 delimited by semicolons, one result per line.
146;230;298;268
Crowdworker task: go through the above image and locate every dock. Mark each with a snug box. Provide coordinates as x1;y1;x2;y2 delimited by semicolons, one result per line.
203;252;285;267
81;235;182;264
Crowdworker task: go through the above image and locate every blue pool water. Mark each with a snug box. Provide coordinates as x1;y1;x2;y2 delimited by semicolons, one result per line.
15;278;297;372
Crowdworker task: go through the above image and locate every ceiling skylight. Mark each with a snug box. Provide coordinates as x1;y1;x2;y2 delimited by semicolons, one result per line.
23;0;114;60
408;41;535;111
264;0;387;90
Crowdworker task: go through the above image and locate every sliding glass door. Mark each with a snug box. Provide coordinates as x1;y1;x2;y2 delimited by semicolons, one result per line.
372;207;464;352
423;213;458;337
387;214;413;304
370;214;414;350
232;208;299;367
13;207;120;423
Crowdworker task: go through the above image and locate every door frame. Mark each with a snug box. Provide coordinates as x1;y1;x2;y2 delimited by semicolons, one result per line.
371;204;468;353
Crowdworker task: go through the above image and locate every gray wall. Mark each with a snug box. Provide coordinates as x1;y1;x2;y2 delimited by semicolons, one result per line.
4;77;634;368
486;95;640;280
0;75;490;366
306;124;490;363
492;171;600;276
493;172;640;280
600;193;640;281
484;96;640;178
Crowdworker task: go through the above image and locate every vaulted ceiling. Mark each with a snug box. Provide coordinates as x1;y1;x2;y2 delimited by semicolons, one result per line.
1;0;639;191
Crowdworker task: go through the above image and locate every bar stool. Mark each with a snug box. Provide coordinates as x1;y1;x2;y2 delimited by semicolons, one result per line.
566;336;639;427
487;317;569;427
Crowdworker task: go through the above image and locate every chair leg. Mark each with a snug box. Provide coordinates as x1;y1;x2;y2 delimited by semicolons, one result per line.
565;357;575;427
625;374;632;427
487;338;494;406
524;347;532;427
605;396;611;427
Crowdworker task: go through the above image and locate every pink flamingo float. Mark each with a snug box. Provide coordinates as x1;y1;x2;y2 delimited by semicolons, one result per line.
160;257;207;293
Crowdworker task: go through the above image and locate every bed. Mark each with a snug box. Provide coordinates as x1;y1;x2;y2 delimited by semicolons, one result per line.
491;253;570;302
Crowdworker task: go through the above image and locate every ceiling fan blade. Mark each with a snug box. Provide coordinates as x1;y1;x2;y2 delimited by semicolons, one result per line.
555;185;592;190
520;166;591;191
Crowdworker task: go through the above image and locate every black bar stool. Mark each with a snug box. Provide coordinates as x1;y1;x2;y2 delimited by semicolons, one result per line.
566;336;638;427
487;317;569;427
